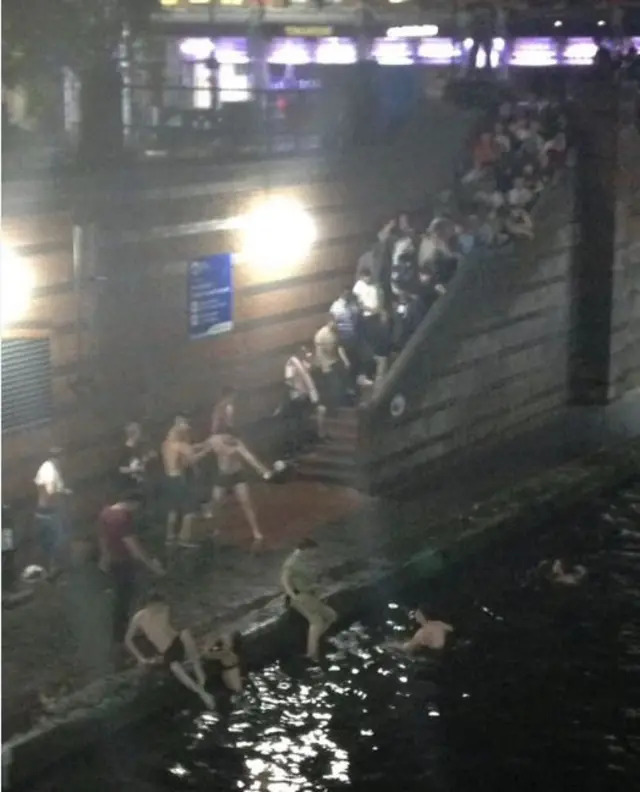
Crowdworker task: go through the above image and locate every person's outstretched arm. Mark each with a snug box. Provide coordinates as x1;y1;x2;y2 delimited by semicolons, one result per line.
235;440;271;477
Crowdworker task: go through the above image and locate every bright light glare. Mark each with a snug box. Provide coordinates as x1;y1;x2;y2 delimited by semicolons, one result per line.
1;246;34;327
242;197;316;273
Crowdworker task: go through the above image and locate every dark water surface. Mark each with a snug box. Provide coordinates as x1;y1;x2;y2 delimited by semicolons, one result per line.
24;484;640;791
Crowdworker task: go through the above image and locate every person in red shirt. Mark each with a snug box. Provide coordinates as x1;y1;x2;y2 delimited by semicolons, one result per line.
98;491;165;644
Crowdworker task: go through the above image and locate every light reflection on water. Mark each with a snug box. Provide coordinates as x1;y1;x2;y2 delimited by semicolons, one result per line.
25;484;640;792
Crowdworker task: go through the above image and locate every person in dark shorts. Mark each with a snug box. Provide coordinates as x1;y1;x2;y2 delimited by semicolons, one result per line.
161;414;213;547
208;434;274;546
125;592;214;709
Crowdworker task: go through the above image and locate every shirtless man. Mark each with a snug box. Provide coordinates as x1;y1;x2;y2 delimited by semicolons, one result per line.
208;434;273;545
125;592;215;709
549;559;588;586
162;414;212;547
207;633;243;694
394;607;454;653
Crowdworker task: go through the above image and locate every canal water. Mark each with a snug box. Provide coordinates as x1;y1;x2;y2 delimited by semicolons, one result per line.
24;482;640;791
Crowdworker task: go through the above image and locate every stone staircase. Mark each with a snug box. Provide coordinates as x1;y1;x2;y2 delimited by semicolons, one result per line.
295;407;364;489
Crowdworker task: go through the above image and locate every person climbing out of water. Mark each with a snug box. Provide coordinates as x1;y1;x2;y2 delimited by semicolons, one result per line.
393;606;454;653
281;538;337;664
548;559;588;586
124;592;215;709
207;632;244;694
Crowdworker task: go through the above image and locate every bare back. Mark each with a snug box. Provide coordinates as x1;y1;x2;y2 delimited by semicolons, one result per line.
162;430;191;477
132;607;178;655
404;621;452;652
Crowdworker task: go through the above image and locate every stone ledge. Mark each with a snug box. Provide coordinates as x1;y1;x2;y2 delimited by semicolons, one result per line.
4;441;640;789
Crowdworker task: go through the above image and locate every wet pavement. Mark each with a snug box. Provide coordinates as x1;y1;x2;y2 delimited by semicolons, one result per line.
2;480;372;736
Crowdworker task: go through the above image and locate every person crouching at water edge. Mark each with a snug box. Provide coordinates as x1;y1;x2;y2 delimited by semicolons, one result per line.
207;433;273;546
281;538;337;664
125;592;215;709
206;633;244;694
391;606;454;653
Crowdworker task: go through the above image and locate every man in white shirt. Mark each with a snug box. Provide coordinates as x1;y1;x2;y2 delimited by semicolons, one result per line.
352;267;389;394
34;447;70;578
282;346;327;458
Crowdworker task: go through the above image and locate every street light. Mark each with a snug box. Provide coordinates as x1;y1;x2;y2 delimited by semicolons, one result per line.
1;245;34;328
241;197;317;275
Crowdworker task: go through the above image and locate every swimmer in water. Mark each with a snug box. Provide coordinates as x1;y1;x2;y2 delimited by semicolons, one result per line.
392;607;454;653
207;433;273;545
549;559;588;586
125;592;215;709
207;633;243;694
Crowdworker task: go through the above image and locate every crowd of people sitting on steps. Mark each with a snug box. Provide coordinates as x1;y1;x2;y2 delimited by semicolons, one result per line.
285;89;572;439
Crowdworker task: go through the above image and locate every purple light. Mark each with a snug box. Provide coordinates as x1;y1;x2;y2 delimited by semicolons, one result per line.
316;37;357;65
180;38;215;61
372;39;412;65
417;38;460;64
510;38;557;67
563;38;597;65
268;38;311;65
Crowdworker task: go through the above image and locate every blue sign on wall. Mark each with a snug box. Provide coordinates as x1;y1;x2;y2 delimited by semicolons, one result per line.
188;253;233;340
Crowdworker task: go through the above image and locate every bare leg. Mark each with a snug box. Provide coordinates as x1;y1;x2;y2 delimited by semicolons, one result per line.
222;667;243;694
166;511;178;544
307;619;327;663
234;482;263;542
169;661;214;709
210;486;225;537
178;513;197;546
316;404;327;439
181;629;206;686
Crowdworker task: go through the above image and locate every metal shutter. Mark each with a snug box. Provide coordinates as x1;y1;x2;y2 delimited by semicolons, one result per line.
1;337;53;432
